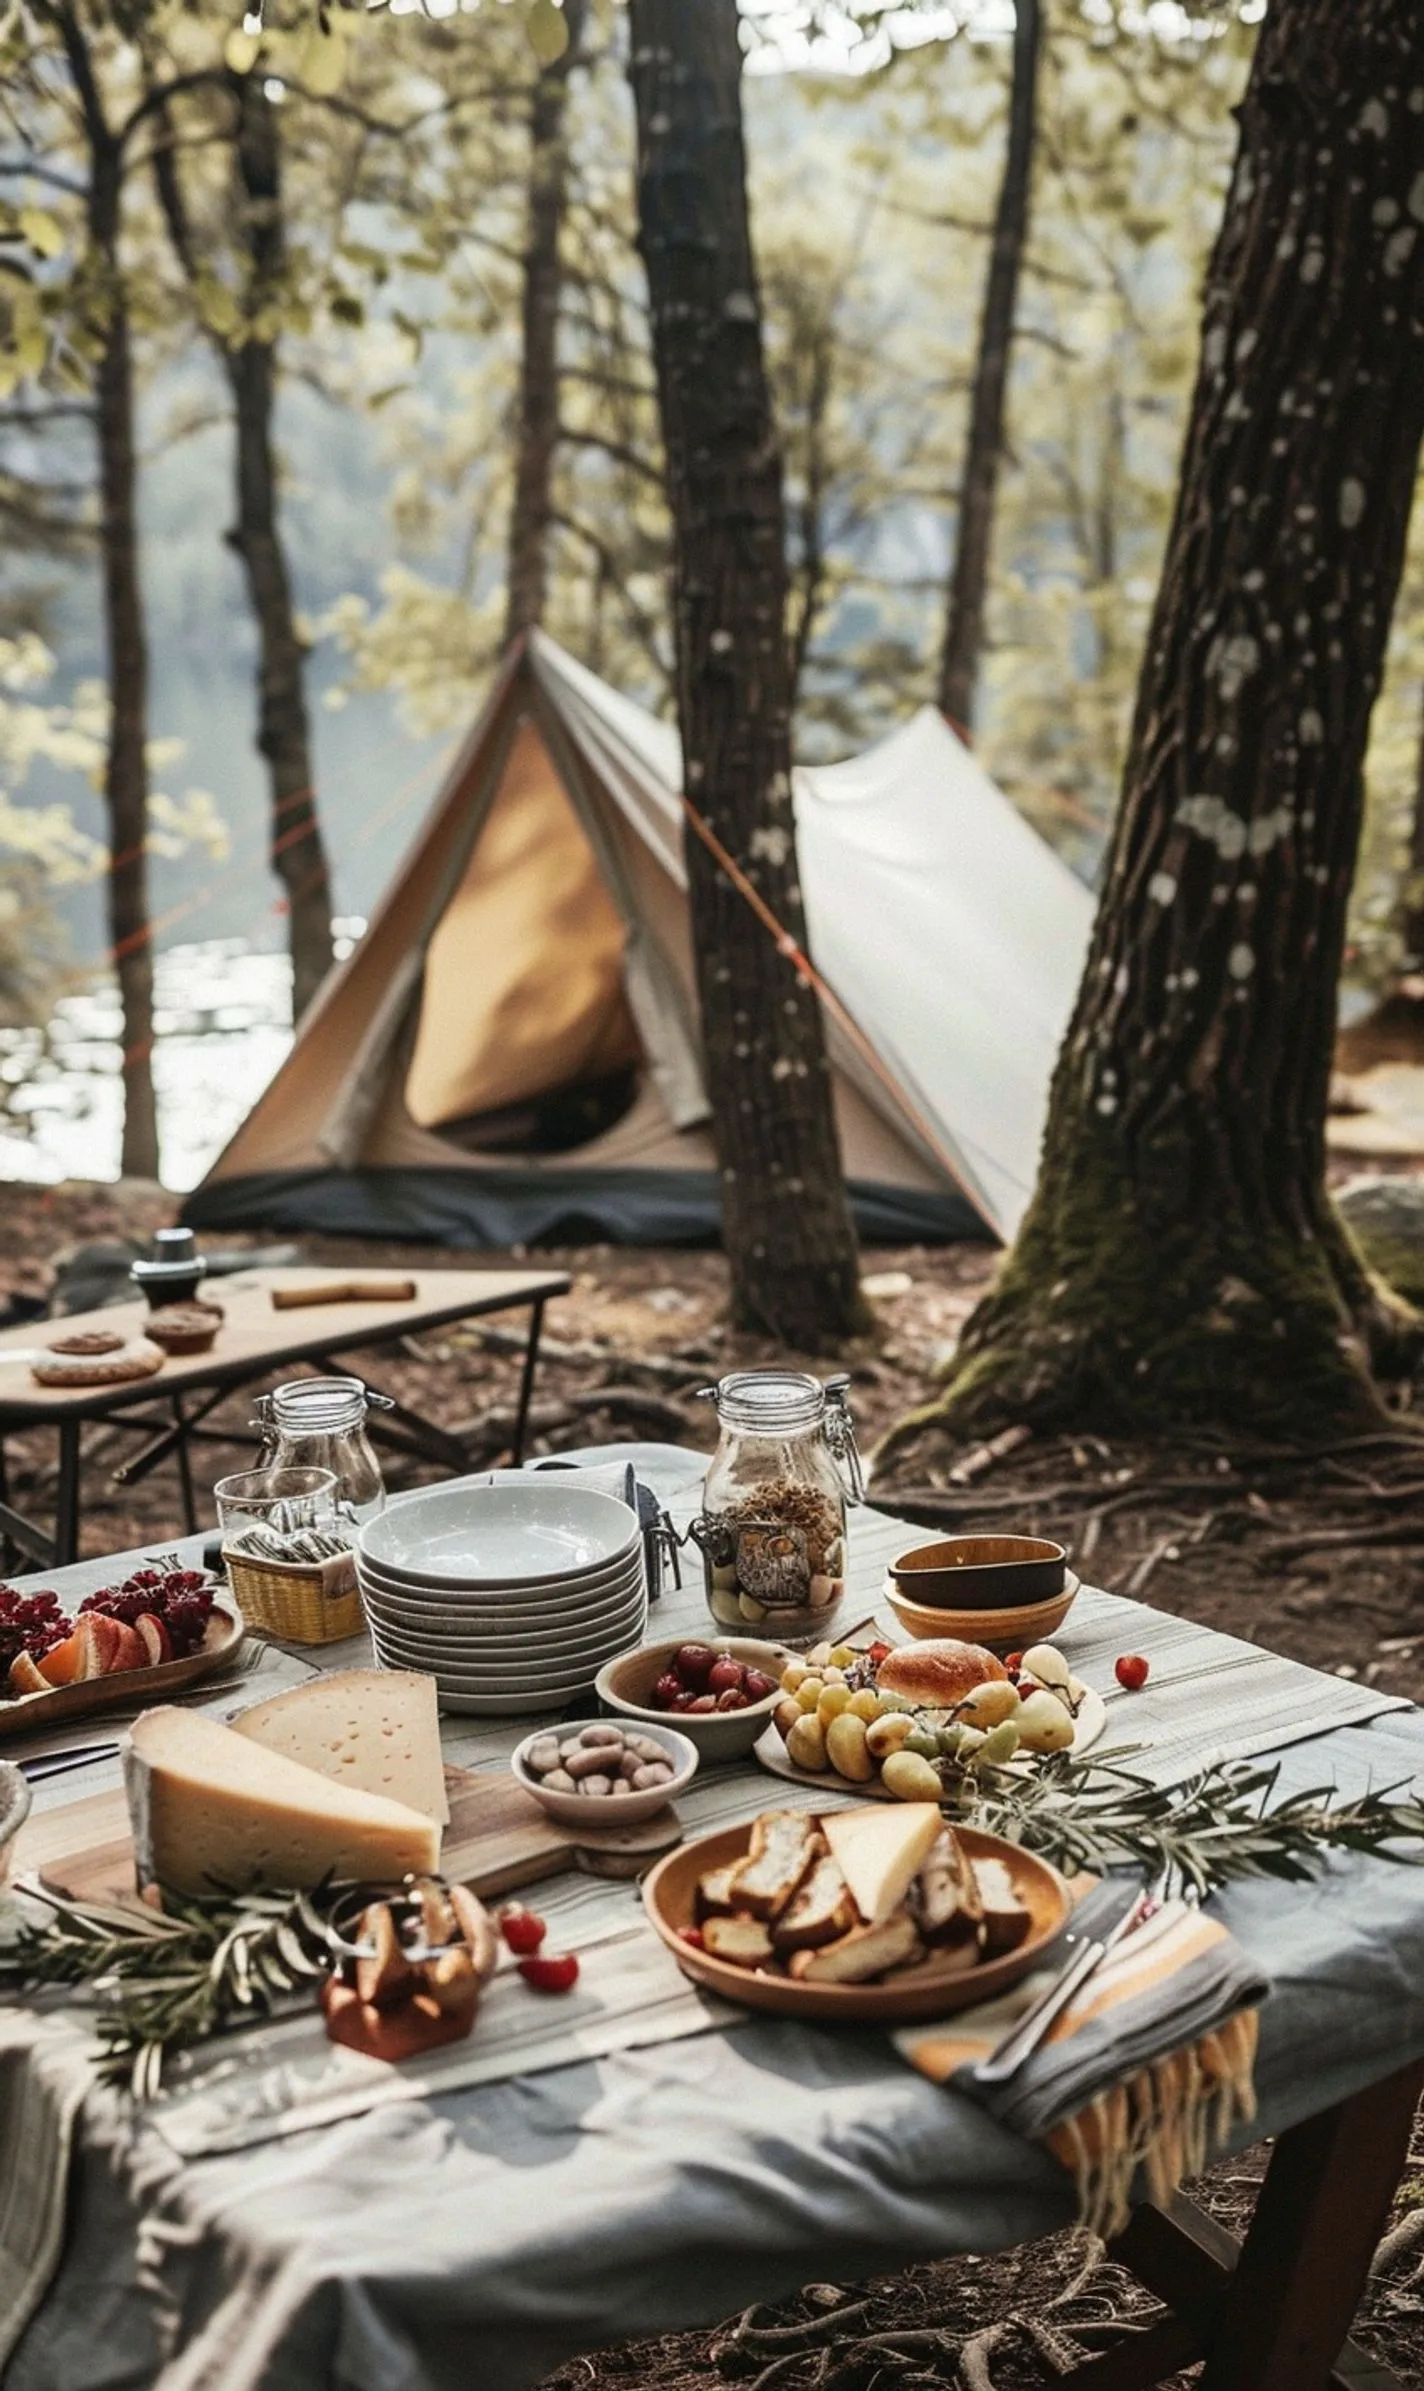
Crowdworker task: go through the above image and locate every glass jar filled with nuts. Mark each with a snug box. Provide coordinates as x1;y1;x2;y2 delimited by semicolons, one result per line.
694;1371;864;1647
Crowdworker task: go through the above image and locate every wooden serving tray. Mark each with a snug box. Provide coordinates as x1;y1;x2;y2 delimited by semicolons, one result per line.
12;1762;683;1915
0;1603;245;1742
642;1815;1070;2023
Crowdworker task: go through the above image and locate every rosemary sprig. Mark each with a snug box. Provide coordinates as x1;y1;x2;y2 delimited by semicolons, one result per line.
947;1744;1424;1894
0;1880;335;2095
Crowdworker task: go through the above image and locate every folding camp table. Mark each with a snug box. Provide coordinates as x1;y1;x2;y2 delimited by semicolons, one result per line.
0;1264;569;1569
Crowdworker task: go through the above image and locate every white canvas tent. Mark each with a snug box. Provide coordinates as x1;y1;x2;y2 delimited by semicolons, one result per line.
186;631;1093;1248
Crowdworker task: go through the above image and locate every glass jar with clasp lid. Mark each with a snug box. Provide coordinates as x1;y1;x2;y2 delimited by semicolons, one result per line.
693;1371;864;1647
253;1376;392;1538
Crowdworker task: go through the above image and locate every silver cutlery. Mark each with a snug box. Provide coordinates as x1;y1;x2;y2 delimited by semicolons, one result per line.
973;1880;1150;2086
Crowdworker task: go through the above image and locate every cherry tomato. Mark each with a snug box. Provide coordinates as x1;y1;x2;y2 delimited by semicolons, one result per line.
1115;1653;1150;1692
673;1643;716;1687
867;1641;891;1665
518;1952;580;1993
499;1904;547;1954
706;1656;745;1696
1004;1652;1024;1674
678;1926;706;1950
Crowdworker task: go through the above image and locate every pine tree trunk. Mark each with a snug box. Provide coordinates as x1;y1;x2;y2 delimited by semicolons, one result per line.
628;0;867;1349
936;0;1041;735
891;0;1424;1455
226;73;333;1024
504;0;587;643
58;0;160;1183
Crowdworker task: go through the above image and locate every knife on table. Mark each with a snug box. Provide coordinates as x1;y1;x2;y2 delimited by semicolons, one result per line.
972;1879;1149;2087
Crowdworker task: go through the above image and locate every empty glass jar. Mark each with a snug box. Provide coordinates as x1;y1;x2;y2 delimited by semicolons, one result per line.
254;1376;390;1534
695;1371;863;1646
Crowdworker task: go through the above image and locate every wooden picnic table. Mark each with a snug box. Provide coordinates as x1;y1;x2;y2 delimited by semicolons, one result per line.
4;1458;1424;2391
0;1264;569;1570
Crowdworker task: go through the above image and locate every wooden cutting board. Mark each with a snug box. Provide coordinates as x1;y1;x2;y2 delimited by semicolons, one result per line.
12;1764;683;1915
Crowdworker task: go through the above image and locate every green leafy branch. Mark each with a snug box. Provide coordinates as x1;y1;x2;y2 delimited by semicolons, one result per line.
948;1744;1424;1896
0;1879;336;2095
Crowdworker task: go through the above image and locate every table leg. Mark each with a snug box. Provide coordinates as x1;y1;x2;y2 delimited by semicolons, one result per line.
510;1298;547;1467
172;1395;197;1534
1063;2064;1424;2391
1197;2060;1424;2391
54;1420;81;1566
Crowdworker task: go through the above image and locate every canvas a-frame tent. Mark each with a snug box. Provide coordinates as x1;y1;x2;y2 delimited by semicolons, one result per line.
185;631;1093;1250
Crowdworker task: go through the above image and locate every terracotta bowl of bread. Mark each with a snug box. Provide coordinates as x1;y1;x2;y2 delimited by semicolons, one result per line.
885;1571;1079;1653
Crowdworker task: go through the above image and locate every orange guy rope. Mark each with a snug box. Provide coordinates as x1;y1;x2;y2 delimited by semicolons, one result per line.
679;790;984;1219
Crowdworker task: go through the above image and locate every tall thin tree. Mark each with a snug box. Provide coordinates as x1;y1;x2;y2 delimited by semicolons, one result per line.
505;0;588;642
937;0;1041;734
152;72;335;1024
627;0;867;1347
891;0;1424;1452
43;0;159;1177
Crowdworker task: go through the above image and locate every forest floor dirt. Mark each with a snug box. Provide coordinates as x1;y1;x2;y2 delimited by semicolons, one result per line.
5;1176;1424;2385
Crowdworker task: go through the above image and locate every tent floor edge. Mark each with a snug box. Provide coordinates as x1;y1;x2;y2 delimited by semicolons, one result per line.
180;1167;990;1251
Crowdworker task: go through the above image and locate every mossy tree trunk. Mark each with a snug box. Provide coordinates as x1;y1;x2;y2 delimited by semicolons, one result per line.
54;0;159;1180
1400;681;1424;971
899;0;1424;1454
936;0;1040;736
628;0;868;1349
504;0;587;643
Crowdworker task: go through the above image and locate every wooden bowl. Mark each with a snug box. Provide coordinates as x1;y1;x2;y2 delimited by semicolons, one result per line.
643;1814;1070;2023
884;1572;1079;1653
890;1535;1066;1608
596;1636;792;1762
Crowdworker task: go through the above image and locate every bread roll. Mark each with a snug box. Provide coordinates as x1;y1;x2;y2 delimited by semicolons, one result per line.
876;1640;1007;1708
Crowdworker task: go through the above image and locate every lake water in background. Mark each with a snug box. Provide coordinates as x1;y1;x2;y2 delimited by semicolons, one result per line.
0;932;361;1192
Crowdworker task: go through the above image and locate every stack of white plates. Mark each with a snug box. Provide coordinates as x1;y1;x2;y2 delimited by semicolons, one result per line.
355;1481;648;1713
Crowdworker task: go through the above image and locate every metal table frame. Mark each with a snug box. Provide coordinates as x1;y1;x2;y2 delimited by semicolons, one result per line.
0;1277;565;1571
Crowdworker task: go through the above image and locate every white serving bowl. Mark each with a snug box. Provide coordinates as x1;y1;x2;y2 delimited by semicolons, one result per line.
354;1542;644;1603
0;1761;31;1888
434;1680;601;1716
511;1721;697;1826
368;1623;645;1691
359;1482;639;1587
355;1556;646;1631
595;1637;793;1763
357;1599;649;1667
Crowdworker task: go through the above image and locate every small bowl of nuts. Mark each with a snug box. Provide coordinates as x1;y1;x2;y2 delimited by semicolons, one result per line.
511;1719;699;1826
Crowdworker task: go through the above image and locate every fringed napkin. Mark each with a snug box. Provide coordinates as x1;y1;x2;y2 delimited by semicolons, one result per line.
895;1895;1268;2239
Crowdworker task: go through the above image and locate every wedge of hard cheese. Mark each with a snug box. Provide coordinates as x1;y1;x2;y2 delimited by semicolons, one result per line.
125;1707;442;1897
820;1804;943;1927
230;1669;449;1825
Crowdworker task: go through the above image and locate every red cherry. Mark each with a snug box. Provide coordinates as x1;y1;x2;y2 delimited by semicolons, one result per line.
498;1904;547;1954
742;1670;778;1702
673;1643;716;1687
651;1672;684;1710
1115;1653;1150;1692
517;1952;579;1994
715;1687;748;1711
686;1694;719;1714
706;1656;744;1695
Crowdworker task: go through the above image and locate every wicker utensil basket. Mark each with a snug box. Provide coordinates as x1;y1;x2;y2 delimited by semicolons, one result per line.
223;1546;364;1646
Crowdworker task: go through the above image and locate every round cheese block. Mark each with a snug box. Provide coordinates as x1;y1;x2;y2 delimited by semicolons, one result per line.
32;1338;165;1388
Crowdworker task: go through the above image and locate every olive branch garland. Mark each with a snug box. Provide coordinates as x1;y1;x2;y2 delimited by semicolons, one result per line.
6;1752;1424;2096
946;1744;1424;1896
0;1880;338;2096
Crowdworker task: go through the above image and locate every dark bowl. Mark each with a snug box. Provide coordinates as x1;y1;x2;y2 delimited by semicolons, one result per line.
888;1534;1067;1611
